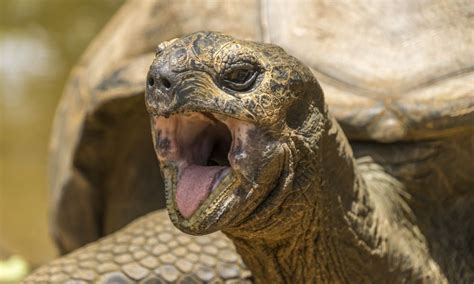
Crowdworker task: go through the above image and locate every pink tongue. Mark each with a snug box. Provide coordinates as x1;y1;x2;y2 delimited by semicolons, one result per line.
176;165;226;218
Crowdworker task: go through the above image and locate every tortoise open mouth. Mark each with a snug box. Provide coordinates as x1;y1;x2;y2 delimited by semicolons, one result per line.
153;112;250;225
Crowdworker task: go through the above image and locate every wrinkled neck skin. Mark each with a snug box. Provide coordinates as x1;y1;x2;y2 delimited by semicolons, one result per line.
223;101;444;283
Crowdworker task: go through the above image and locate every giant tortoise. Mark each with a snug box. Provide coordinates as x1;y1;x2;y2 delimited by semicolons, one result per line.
28;0;473;283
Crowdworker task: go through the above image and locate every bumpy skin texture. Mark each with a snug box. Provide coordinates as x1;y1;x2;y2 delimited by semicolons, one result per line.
25;211;251;283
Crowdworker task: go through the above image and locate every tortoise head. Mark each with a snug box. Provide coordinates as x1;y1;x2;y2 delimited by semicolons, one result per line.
146;31;324;235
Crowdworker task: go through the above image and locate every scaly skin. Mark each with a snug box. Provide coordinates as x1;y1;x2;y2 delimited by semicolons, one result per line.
25;210;251;283
26;32;474;282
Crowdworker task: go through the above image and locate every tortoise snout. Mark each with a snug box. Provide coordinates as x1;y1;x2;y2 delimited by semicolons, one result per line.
147;64;175;93
146;62;181;116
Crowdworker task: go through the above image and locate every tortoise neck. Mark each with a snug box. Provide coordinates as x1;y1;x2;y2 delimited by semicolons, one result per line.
223;114;369;283
226;221;320;283
223;112;444;282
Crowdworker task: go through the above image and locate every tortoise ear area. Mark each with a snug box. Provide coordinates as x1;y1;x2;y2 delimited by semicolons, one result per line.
285;75;325;130
285;96;311;129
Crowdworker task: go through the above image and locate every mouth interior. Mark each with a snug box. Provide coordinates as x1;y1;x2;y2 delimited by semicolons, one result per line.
170;112;233;218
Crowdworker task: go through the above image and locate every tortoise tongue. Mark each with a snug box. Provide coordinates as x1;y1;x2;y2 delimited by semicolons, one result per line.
176;165;228;218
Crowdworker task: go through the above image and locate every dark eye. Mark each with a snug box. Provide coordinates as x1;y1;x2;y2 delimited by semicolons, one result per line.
221;64;259;92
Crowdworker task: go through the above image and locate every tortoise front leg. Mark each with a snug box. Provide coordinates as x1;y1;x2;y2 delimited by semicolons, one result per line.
27;210;251;283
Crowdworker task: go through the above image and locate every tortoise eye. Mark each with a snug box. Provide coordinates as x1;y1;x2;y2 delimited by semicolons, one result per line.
221;64;259;92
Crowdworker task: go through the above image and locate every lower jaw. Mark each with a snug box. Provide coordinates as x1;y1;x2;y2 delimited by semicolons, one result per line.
163;164;242;234
161;141;288;234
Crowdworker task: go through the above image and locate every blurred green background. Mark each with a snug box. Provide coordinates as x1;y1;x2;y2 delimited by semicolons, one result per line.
0;0;125;277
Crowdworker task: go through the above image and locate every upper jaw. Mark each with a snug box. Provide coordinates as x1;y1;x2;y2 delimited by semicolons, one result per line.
145;72;256;121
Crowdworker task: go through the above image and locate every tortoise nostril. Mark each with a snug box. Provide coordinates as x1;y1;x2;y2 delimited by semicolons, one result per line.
161;78;171;89
148;76;155;87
